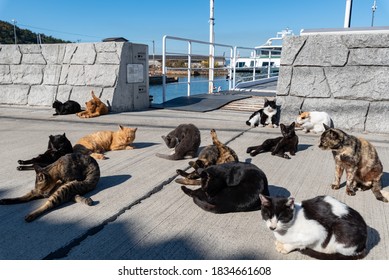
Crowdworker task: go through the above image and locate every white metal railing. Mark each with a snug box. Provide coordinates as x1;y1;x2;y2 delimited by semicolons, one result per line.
161;35;279;102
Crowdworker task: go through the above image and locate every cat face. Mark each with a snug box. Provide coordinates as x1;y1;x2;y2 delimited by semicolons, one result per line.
199;168;225;197
162;135;179;148
118;125;137;144
296;111;310;124
319;125;344;150
280;122;296;138
259;195;295;232
48;133;72;151
263;98;277;112
52;100;62;109
33;166;61;197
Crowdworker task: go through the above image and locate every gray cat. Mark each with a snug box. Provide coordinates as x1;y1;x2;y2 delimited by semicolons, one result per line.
156;123;201;160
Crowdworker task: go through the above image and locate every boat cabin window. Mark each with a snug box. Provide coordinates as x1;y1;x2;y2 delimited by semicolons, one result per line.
236;62;246;67
262;62;275;67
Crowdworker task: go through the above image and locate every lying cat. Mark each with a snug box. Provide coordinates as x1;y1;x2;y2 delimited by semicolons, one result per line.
246;122;298;159
246;98;278;128
1;153;100;222
73;125;137;160
156;123;201;160
76;91;109;118
17;133;73;171
181;162;269;213
319;124;388;202
259;195;368;259
52;100;82;116
176;128;239;185
296;111;333;133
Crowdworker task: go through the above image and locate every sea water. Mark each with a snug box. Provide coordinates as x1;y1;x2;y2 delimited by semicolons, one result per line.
149;75;230;104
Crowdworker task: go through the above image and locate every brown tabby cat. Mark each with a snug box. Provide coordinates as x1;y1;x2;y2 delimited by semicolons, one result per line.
176;129;239;185
319;124;388;202
0;153;100;222
76;91;109;118
73;125;137;160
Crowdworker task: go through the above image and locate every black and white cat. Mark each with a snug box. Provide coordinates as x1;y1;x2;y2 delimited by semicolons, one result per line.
259;195;368;259
246;98;278;128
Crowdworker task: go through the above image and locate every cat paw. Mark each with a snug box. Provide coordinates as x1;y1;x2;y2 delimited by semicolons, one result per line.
330;184;340;190
283;154;291;159
24;213;37;223
346;188;356;196
275;241;288;254
249;151;258;157
272;124;278;128
125;146;134;150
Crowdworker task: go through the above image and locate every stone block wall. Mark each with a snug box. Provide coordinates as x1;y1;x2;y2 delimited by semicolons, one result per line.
0;42;149;112
276;31;389;134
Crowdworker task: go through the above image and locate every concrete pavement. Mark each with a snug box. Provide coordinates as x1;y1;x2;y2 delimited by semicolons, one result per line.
0;105;388;260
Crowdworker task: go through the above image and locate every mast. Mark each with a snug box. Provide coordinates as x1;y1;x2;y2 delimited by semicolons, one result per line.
208;0;215;94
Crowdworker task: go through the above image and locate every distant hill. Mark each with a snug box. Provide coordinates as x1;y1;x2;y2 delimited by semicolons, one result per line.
0;20;71;44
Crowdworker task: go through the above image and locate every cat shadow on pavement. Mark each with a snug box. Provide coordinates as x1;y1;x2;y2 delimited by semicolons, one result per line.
133;142;158;149
90;174;132;205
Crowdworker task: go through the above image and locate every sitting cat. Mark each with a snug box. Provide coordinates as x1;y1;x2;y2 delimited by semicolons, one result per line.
176;128;239;185
246;98;278;128
17;133;73;171
319;124;388;202
259;195;368;259
73;125;137;160
156;123;201;160
296;110;333;133
1;153;100;222
52;100;82;116
246;122;298;159
76;91;109;118
181;162;269;213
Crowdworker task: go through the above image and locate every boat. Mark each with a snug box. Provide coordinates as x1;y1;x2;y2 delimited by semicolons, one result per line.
149;75;179;85
234;29;294;75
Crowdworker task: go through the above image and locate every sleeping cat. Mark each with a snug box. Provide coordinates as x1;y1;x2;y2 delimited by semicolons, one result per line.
296;111;333;133
156;123;201;160
259;195;368;259
76;91;109;118
246;122;298;159
52;100;82;116
1;153;100;222
73;125;137;160
176;128;239;185
181;162;269;213
319;124;388;202
246;98;278;128
17;133;73;171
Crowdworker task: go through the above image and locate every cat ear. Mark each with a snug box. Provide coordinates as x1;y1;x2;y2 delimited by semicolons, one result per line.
286;197;295;209
298;109;303;115
119;125;124;130
323;123;331;131
62;133;66;137
290;122;295;128
259;194;271;207
280;123;286;130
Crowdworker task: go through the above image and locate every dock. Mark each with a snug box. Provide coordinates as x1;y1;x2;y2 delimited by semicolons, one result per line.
0;103;388;261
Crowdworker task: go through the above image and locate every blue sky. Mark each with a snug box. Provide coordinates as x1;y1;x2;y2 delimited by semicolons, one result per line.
1;0;388;54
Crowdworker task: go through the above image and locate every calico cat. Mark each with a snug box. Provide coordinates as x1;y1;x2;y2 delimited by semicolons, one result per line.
246;122;298;159
246;98;278;128
73;125;137;160
156;123;201;160
319;124;388;202
76;91;109;118
259;195;368;259
17;133;73;171
1;153;100;222
52;100;82;116
181;162;269;213
297;111;333;133
176;129;239;185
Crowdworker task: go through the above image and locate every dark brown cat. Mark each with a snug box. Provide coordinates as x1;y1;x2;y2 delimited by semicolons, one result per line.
246;122;298;159
319;124;388;202
0;153;100;222
176;129;238;185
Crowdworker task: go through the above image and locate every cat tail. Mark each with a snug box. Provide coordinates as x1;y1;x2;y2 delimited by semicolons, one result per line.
300;248;366;260
106;100;112;112
156;153;181;160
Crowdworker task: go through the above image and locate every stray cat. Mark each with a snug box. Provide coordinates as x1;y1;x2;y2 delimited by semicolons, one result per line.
52;100;82;116
156;123;201;160
246;98;278;128
246;122;298;159
73;125;137;160
181;162;269;213
76;91;109;118
296;111;333;133
1;153;100;222
319;124;388;202
176;128;239;185
17;133;73;171
259;194;368;259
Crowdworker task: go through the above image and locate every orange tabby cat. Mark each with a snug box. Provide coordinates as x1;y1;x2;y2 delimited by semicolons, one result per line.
76;91;109;118
73;125;137;160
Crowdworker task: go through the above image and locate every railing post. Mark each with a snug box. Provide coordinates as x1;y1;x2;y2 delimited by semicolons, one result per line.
162;35;167;103
187;41;192;96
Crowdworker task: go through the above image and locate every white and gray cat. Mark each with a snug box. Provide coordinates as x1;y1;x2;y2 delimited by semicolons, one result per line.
259;195;367;259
